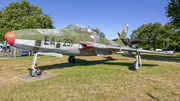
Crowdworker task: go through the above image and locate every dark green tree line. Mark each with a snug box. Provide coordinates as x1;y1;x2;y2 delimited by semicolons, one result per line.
130;0;180;52
130;22;179;52
164;22;180;52
165;0;180;30
165;0;180;52
0;0;55;41
130;22;169;50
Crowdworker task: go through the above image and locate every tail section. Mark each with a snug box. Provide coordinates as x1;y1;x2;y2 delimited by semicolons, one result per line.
116;24;129;46
119;23;129;39
116;24;146;47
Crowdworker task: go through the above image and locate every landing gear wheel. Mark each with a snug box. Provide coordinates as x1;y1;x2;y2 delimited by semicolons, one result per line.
35;68;40;75
132;61;138;71
30;68;40;77
30;69;36;77
68;56;75;63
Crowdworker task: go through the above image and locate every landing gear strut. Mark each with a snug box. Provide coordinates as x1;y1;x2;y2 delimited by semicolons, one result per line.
68;56;75;63
132;52;142;71
30;53;41;77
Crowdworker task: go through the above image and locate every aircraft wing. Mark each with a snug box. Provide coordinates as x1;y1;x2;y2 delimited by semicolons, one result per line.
78;41;120;50
78;41;121;56
120;46;171;54
78;41;171;55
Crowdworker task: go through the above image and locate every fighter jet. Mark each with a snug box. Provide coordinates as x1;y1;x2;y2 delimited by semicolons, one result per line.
4;24;171;77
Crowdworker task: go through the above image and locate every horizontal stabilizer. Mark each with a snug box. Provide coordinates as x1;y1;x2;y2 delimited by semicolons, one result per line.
112;38;145;43
120;38;146;47
120;38;146;42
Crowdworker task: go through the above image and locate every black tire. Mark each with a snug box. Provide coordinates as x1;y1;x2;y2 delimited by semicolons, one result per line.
68;56;70;62
30;69;36;77
35;68;40;75
132;61;137;71
69;56;75;63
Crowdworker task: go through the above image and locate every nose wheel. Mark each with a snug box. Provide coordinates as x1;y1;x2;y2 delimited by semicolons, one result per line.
68;56;75;63
30;67;40;77
132;61;138;71
132;52;141;71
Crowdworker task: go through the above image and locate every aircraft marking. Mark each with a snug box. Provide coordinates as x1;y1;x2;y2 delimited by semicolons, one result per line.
44;36;55;45
63;38;73;47
44;36;73;47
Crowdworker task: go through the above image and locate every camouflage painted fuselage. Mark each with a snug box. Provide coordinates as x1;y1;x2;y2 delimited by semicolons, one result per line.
13;25;121;56
5;24;170;72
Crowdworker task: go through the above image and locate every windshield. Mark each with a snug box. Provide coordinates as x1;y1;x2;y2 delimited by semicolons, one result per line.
75;25;86;31
66;25;75;30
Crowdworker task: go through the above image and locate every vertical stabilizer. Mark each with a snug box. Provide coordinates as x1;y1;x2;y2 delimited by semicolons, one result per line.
116;24;129;46
119;23;129;39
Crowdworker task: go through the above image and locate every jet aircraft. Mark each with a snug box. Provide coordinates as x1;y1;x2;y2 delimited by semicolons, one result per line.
4;24;171;77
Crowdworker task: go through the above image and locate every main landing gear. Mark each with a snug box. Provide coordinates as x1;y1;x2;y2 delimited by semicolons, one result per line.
68;56;75;63
132;52;142;71
30;53;41;77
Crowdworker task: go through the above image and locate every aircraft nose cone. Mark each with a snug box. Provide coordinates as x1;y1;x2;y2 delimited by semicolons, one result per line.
5;31;15;46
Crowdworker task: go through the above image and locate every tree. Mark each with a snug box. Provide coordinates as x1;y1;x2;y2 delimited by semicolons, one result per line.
130;22;169;50
151;22;169;50
131;24;152;49
165;0;180;52
91;28;105;38
0;0;55;41
165;0;180;29
164;22;180;52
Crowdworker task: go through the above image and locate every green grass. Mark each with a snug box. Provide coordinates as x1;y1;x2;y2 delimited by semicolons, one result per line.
0;53;180;100
0;51;21;56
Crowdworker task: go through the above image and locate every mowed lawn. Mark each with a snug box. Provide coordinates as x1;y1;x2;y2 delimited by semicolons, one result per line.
0;53;180;100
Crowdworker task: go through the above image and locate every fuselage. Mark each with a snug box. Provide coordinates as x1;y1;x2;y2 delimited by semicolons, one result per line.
5;24;121;56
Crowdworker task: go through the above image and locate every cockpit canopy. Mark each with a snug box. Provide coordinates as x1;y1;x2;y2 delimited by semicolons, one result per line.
65;24;97;34
66;25;76;30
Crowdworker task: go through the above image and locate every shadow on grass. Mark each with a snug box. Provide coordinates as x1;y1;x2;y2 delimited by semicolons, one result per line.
146;93;159;101
123;53;180;63
33;56;158;73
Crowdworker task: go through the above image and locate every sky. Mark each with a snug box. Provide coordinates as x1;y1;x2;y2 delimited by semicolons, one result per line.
0;0;171;40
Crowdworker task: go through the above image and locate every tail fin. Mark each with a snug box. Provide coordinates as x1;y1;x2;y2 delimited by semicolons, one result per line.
118;23;129;39
116;24;129;46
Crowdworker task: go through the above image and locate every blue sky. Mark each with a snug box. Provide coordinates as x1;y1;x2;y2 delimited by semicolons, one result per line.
1;0;170;40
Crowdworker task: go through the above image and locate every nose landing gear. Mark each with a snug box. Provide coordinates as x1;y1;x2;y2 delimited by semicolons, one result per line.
30;66;40;77
30;53;41;77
